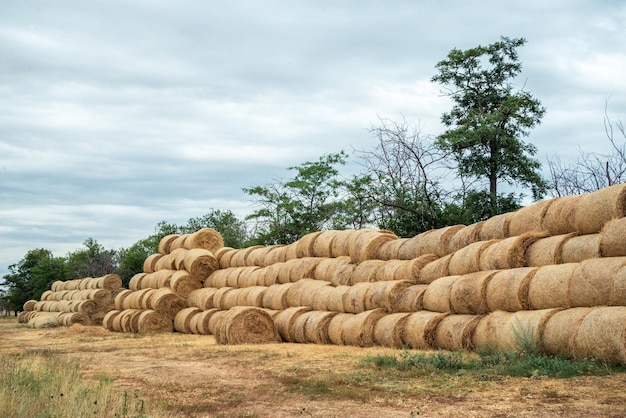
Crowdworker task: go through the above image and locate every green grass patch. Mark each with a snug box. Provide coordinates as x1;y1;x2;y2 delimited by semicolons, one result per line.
0;351;152;418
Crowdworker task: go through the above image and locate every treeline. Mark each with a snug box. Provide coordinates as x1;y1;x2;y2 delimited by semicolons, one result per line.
2;36;624;313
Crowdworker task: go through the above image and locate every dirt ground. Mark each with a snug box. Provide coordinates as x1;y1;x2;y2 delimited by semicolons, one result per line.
2;319;626;418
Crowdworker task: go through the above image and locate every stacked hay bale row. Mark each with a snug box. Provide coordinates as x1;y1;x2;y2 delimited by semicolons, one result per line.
103;228;223;334
18;274;122;328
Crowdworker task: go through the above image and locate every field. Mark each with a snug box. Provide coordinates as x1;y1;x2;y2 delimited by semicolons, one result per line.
1;318;626;417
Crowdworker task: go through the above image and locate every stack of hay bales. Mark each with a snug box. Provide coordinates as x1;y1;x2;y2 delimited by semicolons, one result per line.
18;274;122;328
103;228;223;334
174;184;626;364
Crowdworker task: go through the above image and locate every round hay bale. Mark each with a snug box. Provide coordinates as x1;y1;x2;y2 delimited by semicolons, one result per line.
373;312;411;348
447;222;485;253
168;234;188;251
478;232;547;271
277;259;298;284
143;253;162;273
148;288;186;319
396;231;432;260
296;231;323;258
225;267;245;288
542;195;580;235
40;290;54;301
485;267;537;312
261;262;282;287
211;287;235;310
327;313;351;345
70;300;98;316
289;257;320;282
449;270;498;315
342;282;371;313
433;314;482;351
286;278;330;308
261;283;293;310
342;309;387;347
570;306;626;364
348;229;398;263
217;247;237;269
573;184;626;235
612;266;626;306
266;244;288;264
325;285;349;312
169;270;202;299
17;311;30;323
187;288;218;310
182;228;224;252
568;257;626;307
422;275;460;313
350;260;385;284
84;289;113;309
120;309;141;333
402;311;448;349
136;309;173;333
50;281;64;292
288;310;311;343
328;262;355;287
312;230;338;258
364;280;413;312
96;274;122;291
478;212;514;241
528;263;577;309
525;233;574;267
174;307;202;334
236;286;267;307
448;240;498;276
309;284;338;311
509;198;554;236
192;308;220;335
418;254;452;284
207;310;228;335
29;313;60;329
182;249;219;282
600;217;626;257
218;287;241;310
391;284;428;313
245;246;272;267
273;306;313;341
23;300;37;312
392;254;438;283
235;266;262;288
102;310;121;331
129;273;148;291
330;230;357;257
158;234;180;255
216;306;280;345
542;307;595;357
59;312;91;327
376;238;410;260
114;289;133;311
205;268;232;288
374;260;406;282
560;234;601;264
303;310;339;344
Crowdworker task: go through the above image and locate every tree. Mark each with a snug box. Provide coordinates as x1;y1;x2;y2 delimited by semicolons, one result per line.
432;36;547;216
116;235;161;287
243;152;350;244
64;238;118;279
1;249;66;313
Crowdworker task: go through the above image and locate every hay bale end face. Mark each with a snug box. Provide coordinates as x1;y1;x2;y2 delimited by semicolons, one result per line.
216;306;281;345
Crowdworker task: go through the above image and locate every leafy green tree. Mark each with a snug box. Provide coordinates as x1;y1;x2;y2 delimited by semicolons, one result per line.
64;238;118;279
432;36;547;216
243;152;350;245
116;235;161;287
1;249;66;313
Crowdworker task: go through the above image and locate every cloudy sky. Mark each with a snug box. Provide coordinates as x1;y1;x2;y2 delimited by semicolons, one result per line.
1;1;625;278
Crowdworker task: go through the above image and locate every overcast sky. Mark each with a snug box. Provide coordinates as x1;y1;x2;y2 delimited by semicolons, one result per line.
1;1;625;278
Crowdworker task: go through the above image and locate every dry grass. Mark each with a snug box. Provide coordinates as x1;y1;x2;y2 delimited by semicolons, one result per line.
2;316;626;417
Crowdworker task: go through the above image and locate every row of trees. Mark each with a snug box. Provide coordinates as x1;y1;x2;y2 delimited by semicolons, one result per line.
2;36;624;313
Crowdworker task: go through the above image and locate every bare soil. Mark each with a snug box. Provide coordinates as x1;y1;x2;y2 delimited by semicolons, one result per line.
1;318;625;417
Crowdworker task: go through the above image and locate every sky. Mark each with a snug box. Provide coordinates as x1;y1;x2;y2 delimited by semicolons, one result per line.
1;0;625;279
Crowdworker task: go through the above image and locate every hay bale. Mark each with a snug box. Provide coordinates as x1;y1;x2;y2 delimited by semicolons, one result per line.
121;309;142;333
217;247;237;269
328;262;355;287
373;312;411;348
542;307;595;357
174;307;202;334
449;270;497;315
341;309;387;347
479;212;514;241
182;228;224;252
204;269;230;288
136;309;173;333
348;229;398;263
273;306;313;341
94;274;122;291
261;283;293;310
485;267;537;312
399;225;465;259
303;311;339;344
376;238;410;260
235;266;262;287
374;260;407;282
600;217;626;257
114;289;133;311
509;198;554;236
350;260;385;284
433;314;482;351
262;263;283;286
129;273;147;291
312;230;338;257
542;195;581;235
206;310;227;335
528;264;577;309
418;254;452;284
342;282;371;313
40;290;54;301
236;286;267;307
525;233;574;267
23;300;37;311
286;279;330;308
143;253;163;273
329;230;357;257
296;231;323;258
290;257;320;282
158;234;180;255
568;256;626;307
192;308;220;335
102;310;121;331
478;232;547;271
309;285;338;311
148;288;187;319
219;287;243;310
324;285;348;312
391;284;428;313
245;246;271;267
276;259;299;284
187;288;218;309
448;240;498;276
58;312;91;327
327;313;351;345
447;222;485;253
168;270;201;299
422;275;460;313
364;280;413;312
211;287;235;310
573;184;626;235
182;249;219;282
560;234;601;264
313;256;351;281
570;306;626;364
216;306;280;345
392;254;438;283
402;311;448;349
